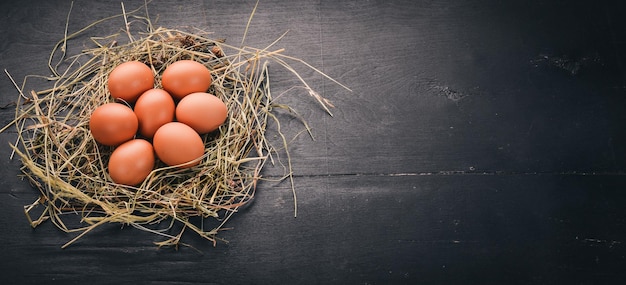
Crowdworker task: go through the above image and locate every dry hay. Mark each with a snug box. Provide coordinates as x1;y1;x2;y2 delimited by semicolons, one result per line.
1;2;348;248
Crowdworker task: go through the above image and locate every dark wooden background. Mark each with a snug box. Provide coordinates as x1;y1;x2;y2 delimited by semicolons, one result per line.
1;0;626;284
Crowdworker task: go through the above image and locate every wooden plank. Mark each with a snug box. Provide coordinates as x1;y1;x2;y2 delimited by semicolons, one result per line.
2;174;625;283
2;1;620;177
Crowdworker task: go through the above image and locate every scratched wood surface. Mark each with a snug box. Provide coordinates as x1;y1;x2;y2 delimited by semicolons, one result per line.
1;0;626;284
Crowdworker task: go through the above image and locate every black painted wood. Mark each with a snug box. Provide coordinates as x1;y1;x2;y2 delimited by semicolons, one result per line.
1;0;625;284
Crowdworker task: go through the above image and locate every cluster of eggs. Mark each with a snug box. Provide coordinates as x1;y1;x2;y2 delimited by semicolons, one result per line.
89;60;227;186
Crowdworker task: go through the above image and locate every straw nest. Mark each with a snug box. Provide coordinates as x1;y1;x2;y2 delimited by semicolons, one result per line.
2;3;348;248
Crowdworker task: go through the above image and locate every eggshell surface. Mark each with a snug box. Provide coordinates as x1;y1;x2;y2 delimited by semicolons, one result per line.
89;103;138;146
161;60;212;100
108;61;154;103
176;92;228;134
108;139;155;186
153;122;205;168
134;89;175;139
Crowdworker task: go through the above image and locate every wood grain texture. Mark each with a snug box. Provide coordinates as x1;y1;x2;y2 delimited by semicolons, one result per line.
1;0;626;284
2;174;626;283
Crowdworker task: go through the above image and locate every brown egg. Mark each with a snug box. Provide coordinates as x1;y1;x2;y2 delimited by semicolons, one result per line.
108;61;154;103
134;89;175;139
153;122;205;168
89;103;138;146
108;139;155;186
161;60;212;100
176;92;227;134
